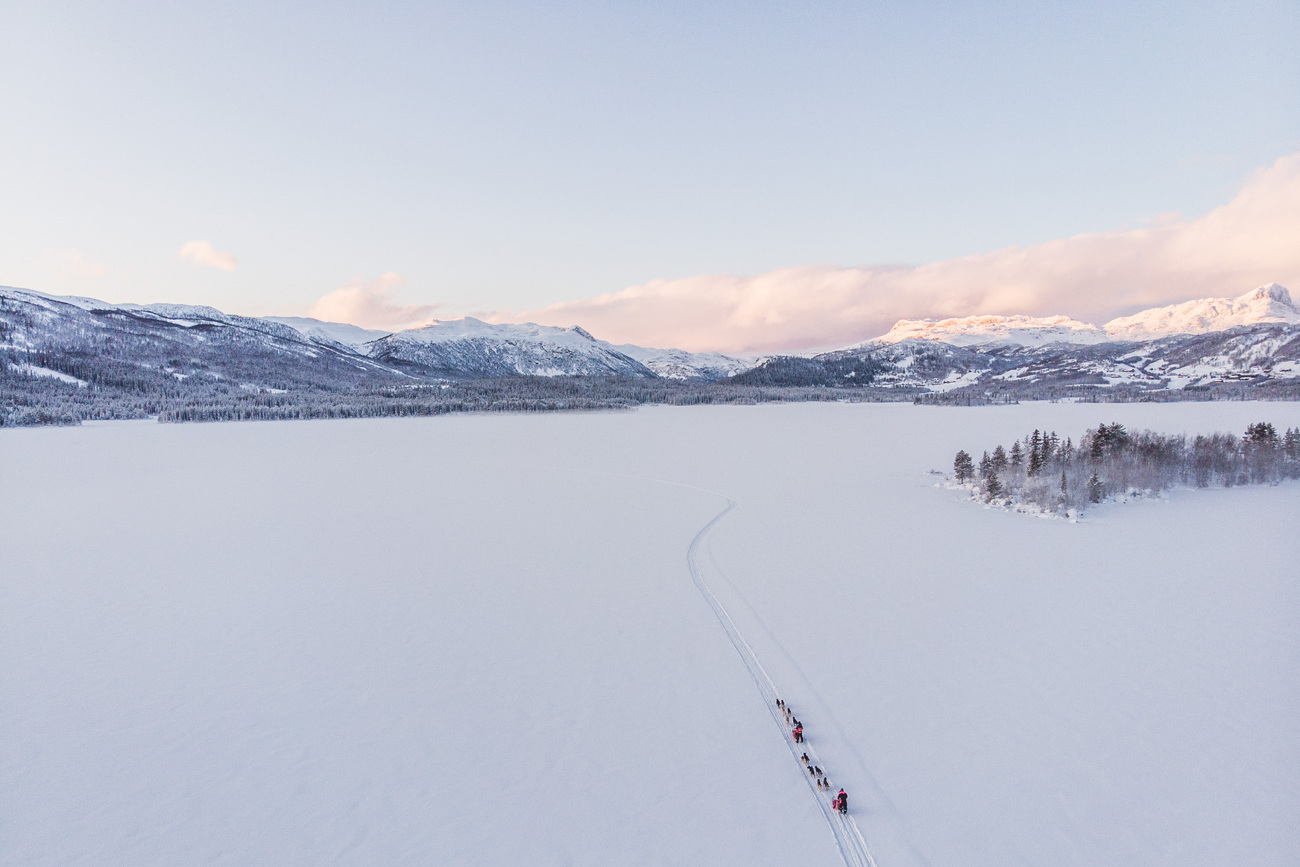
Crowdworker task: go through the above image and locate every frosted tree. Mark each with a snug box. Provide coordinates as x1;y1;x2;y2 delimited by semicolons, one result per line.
1285;427;1300;463
1027;429;1044;477
952;419;1296;515
1087;471;1103;503
991;445;1008;473
984;472;1003;502
954;450;975;483
1287;428;1300;481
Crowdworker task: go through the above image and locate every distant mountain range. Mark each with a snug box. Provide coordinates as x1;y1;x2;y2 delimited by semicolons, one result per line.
0;288;751;387
2;284;1299;405
869;283;1300;346
740;284;1300;394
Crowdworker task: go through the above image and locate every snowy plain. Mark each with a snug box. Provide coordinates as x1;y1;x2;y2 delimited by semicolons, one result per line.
2;401;1298;866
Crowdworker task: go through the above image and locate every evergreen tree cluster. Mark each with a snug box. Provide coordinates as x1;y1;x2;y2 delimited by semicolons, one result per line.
1;356;906;428
727;355;887;388
954;421;1300;513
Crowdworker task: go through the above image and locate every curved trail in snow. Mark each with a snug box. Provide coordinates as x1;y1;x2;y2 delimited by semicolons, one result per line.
687;500;879;867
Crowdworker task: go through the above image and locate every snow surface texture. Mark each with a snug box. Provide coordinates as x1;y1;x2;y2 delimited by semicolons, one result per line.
3;403;1299;866
688;501;876;867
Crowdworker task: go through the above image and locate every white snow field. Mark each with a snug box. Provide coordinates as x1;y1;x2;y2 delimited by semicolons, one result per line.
2;402;1298;866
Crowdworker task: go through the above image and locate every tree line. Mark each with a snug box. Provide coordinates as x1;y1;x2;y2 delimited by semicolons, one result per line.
953;421;1300;513
1;356;908;428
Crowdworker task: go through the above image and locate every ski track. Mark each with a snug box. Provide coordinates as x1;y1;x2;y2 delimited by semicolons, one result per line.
704;541;932;867
530;464;883;865
688;500;879;867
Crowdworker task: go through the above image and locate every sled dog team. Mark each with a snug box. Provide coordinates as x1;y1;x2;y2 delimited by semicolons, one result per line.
776;698;848;815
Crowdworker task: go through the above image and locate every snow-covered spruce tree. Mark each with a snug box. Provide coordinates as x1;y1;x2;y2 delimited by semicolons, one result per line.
984;472;1003;502
954;450;974;483
991;444;1008;474
1284;427;1300;464
1243;422;1281;483
975;450;1004;502
1027;430;1043;477
1087;471;1103;503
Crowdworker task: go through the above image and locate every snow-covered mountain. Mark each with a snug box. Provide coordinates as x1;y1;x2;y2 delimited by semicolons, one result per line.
262;316;392;351
739;284;1300;393
865;284;1300;347
610;343;756;380
0;286;406;396
0;286;752;386
1102;283;1300;340
799;323;1300;393
875;314;1109;347
361;318;751;381
368;318;654;378
1;287;315;357
5;282;1300;406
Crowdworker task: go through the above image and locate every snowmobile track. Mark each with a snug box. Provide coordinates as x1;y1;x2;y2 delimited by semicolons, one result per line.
688;500;879;867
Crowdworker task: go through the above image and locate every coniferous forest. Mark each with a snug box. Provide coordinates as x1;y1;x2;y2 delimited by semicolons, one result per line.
953;422;1300;515
0;360;906;428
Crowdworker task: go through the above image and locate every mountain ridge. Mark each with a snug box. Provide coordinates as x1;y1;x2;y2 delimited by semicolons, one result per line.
1102;283;1299;340
0;287;747;382
874;314;1109;347
4;283;1300;423
864;284;1297;348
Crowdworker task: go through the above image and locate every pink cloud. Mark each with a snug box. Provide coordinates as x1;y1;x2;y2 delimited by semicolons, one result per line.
490;151;1300;353
176;240;237;271
305;273;441;331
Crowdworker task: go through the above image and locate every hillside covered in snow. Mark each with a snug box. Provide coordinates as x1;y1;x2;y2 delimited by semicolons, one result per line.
872;284;1300;347
743;284;1300;396
876;314;1110;347
1103;283;1300;340
0;286;748;384
4;283;1300;427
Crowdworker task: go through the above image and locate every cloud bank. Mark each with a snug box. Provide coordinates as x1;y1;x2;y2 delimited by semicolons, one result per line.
492;151;1300;353
306;273;440;331
176;240;237;271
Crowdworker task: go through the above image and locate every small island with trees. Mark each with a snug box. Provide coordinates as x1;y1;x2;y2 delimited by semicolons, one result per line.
952;421;1300;517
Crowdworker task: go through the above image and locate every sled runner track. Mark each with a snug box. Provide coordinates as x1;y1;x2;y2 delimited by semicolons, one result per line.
688;501;879;867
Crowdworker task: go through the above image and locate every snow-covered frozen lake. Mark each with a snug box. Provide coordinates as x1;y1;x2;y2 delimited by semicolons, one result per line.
3;402;1298;866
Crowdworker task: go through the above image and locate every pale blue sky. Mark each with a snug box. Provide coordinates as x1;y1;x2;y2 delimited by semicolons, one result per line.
1;1;1297;320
